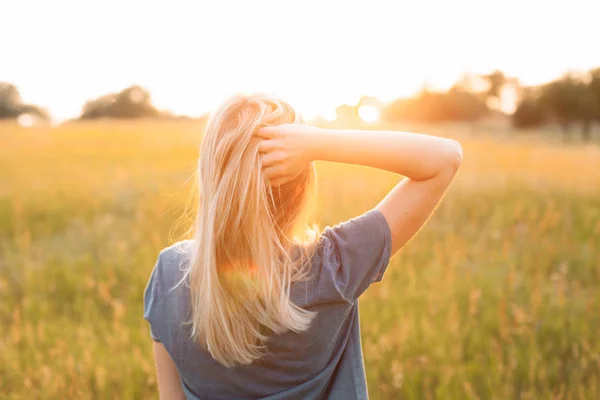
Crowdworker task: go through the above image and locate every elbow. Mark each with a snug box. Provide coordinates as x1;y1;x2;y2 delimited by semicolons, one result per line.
418;139;463;181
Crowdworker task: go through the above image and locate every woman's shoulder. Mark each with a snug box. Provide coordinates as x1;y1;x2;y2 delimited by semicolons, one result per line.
157;239;194;264
144;240;194;331
152;240;195;282
304;210;392;303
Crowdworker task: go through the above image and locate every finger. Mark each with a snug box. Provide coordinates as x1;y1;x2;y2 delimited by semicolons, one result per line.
255;126;278;139
272;170;303;187
270;176;294;187
260;151;286;167
263;165;286;180
258;140;281;154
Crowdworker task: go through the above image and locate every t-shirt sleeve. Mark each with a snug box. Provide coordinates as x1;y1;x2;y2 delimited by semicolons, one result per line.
143;255;163;342
318;208;392;303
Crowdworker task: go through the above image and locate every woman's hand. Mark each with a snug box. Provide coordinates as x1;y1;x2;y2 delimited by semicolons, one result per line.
256;124;318;187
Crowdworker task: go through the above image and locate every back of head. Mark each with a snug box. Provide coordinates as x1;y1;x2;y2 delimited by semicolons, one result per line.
187;94;318;367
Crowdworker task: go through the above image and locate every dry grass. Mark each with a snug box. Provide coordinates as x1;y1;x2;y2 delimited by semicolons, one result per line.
1;120;599;399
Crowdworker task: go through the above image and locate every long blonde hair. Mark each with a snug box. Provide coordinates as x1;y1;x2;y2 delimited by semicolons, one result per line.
182;94;319;367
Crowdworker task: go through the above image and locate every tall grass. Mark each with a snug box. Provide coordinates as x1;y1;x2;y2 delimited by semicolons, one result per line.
1;120;599;399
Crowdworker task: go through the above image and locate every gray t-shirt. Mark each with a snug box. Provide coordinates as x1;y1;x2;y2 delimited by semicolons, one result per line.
144;209;391;400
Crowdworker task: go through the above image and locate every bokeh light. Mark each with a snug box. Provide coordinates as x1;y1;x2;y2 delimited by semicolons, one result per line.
17;113;35;127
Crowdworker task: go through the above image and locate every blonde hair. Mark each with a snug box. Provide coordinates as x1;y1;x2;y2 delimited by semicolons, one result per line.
181;94;319;367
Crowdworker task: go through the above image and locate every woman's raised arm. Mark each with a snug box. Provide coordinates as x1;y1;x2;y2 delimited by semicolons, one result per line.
257;125;463;255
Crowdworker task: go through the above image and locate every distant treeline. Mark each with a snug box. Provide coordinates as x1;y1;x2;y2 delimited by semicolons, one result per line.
512;70;600;141
380;68;600;141
0;84;186;124
1;67;599;141
0;83;50;121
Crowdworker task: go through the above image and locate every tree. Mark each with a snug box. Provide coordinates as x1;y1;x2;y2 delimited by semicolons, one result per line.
0;82;48;120
589;68;600;108
19;104;50;121
382;86;487;123
586;68;600;139
481;70;506;109
539;74;597;141
334;104;360;125
80;93;118;119
512;98;545;129
445;85;488;121
80;85;160;119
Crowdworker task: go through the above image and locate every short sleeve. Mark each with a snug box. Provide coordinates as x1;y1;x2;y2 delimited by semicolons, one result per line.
318;209;392;303
143;256;163;342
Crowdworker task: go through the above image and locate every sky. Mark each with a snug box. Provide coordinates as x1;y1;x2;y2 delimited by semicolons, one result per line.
2;0;600;122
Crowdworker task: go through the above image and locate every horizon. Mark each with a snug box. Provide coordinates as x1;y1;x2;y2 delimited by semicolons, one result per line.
3;0;600;122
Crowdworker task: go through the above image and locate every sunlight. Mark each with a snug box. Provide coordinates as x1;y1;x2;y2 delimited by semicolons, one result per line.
3;0;599;122
358;106;379;123
17;113;35;127
322;108;338;122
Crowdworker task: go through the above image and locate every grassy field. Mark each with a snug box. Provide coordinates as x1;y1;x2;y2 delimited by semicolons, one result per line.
1;120;599;399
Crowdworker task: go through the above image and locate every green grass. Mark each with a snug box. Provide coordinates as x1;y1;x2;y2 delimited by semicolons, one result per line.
1;120;599;399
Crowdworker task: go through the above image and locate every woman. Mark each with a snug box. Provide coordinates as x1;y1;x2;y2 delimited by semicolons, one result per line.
144;94;462;399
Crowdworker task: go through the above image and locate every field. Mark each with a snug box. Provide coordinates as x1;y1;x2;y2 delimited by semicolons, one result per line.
1;119;599;399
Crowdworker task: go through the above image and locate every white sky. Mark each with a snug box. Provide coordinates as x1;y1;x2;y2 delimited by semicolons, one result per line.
2;0;599;122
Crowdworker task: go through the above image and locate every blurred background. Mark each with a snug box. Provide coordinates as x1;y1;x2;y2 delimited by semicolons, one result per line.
1;0;599;399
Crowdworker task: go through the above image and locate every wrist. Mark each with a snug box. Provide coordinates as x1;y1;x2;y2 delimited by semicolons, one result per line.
305;127;330;162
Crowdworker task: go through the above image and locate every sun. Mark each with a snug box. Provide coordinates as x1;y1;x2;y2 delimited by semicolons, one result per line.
358;106;379;123
322;108;337;122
